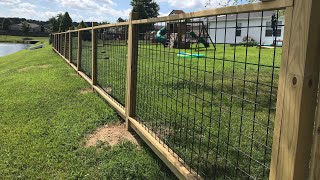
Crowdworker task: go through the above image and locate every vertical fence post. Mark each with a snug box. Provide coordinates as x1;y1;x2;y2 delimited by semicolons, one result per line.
92;22;98;86
69;30;72;62
77;31;82;71
125;12;139;130
270;0;320;179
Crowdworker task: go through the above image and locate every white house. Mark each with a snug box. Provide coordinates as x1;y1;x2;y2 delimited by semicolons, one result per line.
208;11;284;45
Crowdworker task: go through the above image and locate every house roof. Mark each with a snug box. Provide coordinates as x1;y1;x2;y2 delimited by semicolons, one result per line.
169;10;185;16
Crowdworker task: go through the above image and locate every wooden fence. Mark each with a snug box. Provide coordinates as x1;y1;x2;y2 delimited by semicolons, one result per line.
51;0;320;179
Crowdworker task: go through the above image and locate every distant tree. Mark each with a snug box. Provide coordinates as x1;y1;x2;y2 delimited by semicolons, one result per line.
2;18;11;30
48;17;59;32
59;12;73;32
22;21;31;34
131;0;159;19
41;26;45;32
117;17;127;23
98;21;110;25
77;21;88;29
130;0;159;32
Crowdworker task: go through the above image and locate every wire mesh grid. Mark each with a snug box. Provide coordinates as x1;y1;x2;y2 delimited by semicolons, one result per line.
80;30;92;78
61;34;65;56
65;33;70;60
71;32;78;66
135;10;283;179
96;26;129;106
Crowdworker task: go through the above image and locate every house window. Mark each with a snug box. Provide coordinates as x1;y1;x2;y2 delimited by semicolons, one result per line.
236;23;242;36
266;21;282;37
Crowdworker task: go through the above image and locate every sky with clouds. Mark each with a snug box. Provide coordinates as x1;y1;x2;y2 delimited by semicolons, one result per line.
0;0;249;23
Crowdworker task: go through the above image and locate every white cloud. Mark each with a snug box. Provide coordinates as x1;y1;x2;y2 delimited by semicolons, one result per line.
155;0;230;10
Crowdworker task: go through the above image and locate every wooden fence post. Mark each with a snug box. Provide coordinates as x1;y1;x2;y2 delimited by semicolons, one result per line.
125;12;139;130
77;31;82;71
69;30;72;62
270;0;320;179
92;22;98;85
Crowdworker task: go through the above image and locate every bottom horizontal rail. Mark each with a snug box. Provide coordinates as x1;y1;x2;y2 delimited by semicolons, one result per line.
52;47;200;180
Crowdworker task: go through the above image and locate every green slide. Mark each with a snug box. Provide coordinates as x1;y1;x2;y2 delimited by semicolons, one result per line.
190;31;210;48
156;27;167;44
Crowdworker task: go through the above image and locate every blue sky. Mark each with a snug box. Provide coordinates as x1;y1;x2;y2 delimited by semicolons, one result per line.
0;0;249;23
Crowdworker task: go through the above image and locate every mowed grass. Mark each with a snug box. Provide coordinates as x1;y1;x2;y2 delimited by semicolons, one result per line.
0;41;176;179
0;35;48;43
67;37;281;179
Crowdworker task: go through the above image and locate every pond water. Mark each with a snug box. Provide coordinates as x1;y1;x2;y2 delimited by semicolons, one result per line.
0;43;30;57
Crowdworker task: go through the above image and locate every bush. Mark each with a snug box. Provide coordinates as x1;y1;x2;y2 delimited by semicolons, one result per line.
242;36;258;46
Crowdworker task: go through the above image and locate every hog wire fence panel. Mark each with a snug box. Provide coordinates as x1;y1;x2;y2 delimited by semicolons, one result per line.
135;10;283;179
71;32;78;66
96;26;129;107
65;33;70;60
80;30;92;78
61;34;65;56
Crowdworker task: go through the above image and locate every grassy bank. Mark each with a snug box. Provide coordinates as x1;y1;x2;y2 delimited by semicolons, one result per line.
0;41;175;179
0;35;48;43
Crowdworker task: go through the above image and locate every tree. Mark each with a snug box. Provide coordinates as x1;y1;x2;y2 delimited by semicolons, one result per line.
117;17;127;23
130;0;159;19
22;21;31;34
59;12;73;32
2;18;11;30
48;16;59;32
77;21;88;29
131;0;159;32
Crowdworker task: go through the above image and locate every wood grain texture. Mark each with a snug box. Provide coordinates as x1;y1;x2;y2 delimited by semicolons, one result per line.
270;0;320;179
125;12;139;130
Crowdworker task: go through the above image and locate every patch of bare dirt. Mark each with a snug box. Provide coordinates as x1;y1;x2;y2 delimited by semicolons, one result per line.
84;123;140;147
18;64;52;72
80;88;93;95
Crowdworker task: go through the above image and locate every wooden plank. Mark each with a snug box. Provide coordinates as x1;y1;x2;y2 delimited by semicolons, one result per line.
132;0;292;25
310;77;320;180
128;117;200;180
77;31;82;71
269;6;293;179
125;12;139;130
91;24;97;85
269;0;320;179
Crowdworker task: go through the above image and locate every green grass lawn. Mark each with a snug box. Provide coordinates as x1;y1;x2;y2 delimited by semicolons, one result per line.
0;41;175;179
63;35;281;179
0;35;48;43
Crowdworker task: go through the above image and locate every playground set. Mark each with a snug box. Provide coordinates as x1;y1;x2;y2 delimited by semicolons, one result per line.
155;20;216;58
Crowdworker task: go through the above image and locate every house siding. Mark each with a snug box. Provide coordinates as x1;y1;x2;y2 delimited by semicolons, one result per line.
209;17;285;45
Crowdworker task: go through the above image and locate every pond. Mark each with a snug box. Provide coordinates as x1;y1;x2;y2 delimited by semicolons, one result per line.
0;43;30;57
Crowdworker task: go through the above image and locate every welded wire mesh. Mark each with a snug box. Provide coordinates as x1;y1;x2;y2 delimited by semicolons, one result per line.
135;10;283;179
71;32;78;66
80;30;92;78
65;33;70;60
61;34;65;56
96;26;128;106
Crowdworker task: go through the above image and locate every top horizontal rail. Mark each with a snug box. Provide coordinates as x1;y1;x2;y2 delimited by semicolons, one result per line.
132;0;292;24
52;0;292;35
